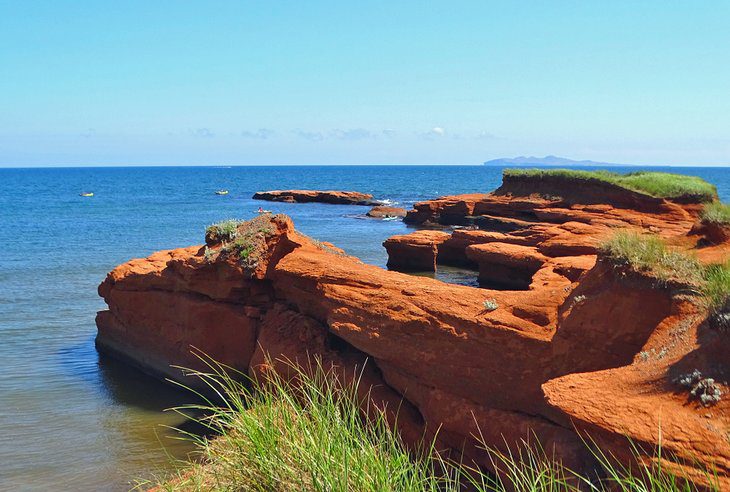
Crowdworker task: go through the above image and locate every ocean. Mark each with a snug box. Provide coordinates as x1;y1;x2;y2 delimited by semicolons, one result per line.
0;165;728;491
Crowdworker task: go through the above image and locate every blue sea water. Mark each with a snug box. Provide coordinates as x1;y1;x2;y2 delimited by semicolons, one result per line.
0;165;728;491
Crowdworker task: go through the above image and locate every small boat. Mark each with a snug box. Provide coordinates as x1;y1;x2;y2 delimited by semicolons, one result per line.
215;190;229;195
79;192;94;197
256;208;273;214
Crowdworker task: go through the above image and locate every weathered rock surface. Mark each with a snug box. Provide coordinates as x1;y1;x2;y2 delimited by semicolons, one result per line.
382;230;450;271
98;176;730;487
366;205;407;218
252;190;380;205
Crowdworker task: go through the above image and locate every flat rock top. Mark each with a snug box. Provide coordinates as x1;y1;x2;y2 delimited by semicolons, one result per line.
252;190;379;205
366;205;407;218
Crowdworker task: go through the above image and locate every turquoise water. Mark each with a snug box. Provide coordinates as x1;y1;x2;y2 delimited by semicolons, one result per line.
0;165;728;490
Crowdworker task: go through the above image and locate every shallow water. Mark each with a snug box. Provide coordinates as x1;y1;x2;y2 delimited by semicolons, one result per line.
0;165;728;490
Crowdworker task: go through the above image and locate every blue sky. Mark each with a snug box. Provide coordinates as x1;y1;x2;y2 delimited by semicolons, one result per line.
1;1;729;166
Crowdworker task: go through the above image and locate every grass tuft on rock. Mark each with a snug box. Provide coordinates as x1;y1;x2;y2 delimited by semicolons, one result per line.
700;202;730;225
600;232;730;315
703;260;730;310
146;355;721;492
503;169;717;202
599;231;704;285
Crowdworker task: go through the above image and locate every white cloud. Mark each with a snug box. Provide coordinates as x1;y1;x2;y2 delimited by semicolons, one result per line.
420;127;446;140
192;128;215;138
330;128;375;140
241;128;275;139
293;129;325;141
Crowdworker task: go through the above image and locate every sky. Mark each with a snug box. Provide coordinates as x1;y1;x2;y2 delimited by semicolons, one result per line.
1;1;729;167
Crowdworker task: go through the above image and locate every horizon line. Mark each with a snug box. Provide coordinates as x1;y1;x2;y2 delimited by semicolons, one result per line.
2;162;730;170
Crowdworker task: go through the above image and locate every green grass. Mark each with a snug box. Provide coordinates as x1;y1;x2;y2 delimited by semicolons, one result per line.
600;231;730;312
144;355;721;492
599;231;704;285
151;357;454;492
503;169;717;202
700;202;730;225
702;260;730;310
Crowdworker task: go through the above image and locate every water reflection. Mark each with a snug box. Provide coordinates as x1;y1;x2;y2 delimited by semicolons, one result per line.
408;264;482;288
54;338;204;490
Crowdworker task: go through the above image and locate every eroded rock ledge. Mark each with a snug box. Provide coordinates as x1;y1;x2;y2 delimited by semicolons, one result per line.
252;190;380;205
97;179;730;487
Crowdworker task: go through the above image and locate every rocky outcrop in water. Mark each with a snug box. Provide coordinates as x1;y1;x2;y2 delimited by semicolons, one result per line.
97;174;730;487
366;205;407;218
252;190;380;205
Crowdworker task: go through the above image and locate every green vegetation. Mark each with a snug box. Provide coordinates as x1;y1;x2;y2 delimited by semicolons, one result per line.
700;201;730;225
206;219;245;243
204;216;275;269
600;232;730;314
483;298;499;311
151;358;453;491
146;356;720;491
599;231;704;285
702;260;730;310
504;169;717;202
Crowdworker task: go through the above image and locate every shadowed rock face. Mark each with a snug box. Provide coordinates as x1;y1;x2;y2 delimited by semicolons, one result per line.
97;177;730;487
252;190;380;205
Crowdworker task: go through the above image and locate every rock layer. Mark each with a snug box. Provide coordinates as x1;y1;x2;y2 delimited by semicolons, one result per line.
98;177;730;487
252;190;380;205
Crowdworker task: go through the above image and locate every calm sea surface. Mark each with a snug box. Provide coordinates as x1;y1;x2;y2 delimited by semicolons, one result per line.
0;165;728;491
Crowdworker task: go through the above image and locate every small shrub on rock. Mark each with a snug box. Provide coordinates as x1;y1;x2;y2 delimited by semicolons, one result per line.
203;215;280;272
205;219;245;244
675;369;722;406
483;299;498;312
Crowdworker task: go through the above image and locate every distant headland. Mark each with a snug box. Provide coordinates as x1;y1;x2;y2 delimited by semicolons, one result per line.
484;155;623;167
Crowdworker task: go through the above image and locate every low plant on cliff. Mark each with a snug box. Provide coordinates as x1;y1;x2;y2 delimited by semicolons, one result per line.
700;201;730;225
599;231;703;285
206;219;245;242
205;215;278;270
483;298;499;311
504;169;717;202
674;369;722;406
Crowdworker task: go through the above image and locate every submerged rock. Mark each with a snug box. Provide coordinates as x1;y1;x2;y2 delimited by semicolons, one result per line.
366;205;407;218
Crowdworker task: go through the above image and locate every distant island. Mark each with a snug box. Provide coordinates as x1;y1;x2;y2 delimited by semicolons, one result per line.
484;155;622;167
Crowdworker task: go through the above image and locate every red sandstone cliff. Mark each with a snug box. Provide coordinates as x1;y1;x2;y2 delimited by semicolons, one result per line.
97;179;730;487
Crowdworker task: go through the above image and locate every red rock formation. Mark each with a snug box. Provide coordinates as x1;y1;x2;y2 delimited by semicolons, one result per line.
382;230;450;271
366;205;407;218
252;190;380;205
97;177;730;487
